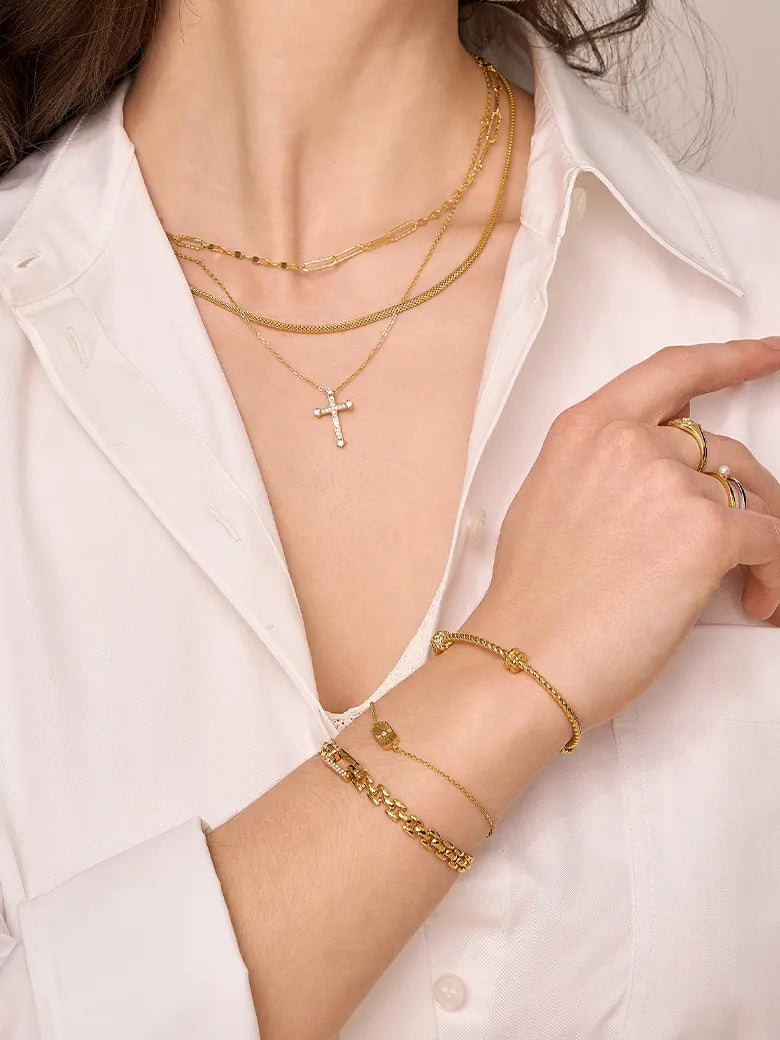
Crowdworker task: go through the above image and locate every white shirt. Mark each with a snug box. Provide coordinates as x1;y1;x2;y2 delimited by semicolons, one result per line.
1;6;779;1038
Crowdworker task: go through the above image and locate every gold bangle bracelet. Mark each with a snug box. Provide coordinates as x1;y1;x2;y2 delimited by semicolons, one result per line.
319;739;474;872
369;702;495;837
430;630;582;754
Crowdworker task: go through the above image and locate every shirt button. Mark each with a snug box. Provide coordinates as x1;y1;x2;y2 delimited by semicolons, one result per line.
432;974;468;1011
464;508;487;547
571;185;588;222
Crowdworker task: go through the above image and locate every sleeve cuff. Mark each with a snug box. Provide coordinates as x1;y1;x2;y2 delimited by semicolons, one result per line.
18;817;260;1039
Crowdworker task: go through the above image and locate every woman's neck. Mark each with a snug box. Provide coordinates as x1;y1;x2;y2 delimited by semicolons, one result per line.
124;0;490;258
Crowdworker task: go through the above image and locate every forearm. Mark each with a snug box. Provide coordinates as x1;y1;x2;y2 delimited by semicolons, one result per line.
207;617;571;1040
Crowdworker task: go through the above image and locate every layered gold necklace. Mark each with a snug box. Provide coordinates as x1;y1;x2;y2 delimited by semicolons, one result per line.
168;59;515;448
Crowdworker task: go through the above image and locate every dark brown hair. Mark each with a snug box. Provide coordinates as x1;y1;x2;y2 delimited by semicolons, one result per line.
0;0;720;176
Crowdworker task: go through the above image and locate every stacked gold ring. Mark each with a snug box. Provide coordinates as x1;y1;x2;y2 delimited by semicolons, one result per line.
706;470;738;508
728;475;749;510
665;416;708;472
711;465;748;510
663;418;749;510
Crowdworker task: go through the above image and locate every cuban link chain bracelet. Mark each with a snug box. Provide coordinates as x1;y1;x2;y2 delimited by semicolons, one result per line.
319;740;474;872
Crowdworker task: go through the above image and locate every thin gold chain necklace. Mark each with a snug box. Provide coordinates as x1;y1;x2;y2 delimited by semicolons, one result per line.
181;64;515;336
167;55;498;275
177;67;515;448
180;185;460;448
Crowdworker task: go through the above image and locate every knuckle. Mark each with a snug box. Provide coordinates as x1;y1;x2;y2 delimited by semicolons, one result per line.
656;343;696;368
718;435;753;468
548;405;593;442
599;417;646;460
715;433;740;454
713;336;761;354
732;336;764;350
645;456;688;496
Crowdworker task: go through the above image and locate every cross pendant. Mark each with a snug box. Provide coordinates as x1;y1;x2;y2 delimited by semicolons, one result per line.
313;388;354;448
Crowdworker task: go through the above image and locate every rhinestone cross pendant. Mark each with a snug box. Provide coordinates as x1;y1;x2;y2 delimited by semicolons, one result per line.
314;388;353;448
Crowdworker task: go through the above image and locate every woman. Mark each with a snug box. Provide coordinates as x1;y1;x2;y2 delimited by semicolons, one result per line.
0;0;779;1036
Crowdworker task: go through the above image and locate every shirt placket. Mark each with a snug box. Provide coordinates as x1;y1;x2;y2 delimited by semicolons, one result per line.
416;171;585;1040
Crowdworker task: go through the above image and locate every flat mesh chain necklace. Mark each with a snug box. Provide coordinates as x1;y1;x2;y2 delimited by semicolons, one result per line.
174;60;507;336
176;63;515;448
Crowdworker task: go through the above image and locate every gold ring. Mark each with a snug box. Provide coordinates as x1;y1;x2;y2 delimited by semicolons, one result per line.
706;471;737;508
665;417;708;472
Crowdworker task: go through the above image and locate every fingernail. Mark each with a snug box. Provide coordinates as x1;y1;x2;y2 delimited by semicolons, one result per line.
764;336;780;350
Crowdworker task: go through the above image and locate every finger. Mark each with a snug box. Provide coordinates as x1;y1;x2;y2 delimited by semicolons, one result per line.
657;423;709;470
693;473;780;618
693;471;761;510
743;570;780;621
729;511;780;620
659;429;780;517
708;437;780;519
585;337;780;424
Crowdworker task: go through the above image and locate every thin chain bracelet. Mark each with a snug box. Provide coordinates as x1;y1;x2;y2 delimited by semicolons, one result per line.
369;703;495;837
430;630;582;754
319;740;474;872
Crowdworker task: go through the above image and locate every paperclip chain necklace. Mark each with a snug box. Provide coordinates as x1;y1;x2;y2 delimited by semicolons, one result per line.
180;64;515;336
177;66;515;448
167;55;498;275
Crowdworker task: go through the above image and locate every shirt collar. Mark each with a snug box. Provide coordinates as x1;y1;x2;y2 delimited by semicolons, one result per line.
0;4;743;305
468;3;744;296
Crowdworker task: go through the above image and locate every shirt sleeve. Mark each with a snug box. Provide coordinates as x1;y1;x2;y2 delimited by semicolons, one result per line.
1;817;261;1039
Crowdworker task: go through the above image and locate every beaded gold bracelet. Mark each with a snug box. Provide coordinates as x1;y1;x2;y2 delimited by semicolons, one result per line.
319;739;474;872
430;630;582;754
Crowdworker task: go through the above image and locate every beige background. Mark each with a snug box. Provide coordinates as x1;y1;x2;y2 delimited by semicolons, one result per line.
635;1;778;197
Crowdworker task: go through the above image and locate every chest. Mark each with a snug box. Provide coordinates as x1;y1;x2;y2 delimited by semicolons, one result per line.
195;257;510;713
6;196;780;1038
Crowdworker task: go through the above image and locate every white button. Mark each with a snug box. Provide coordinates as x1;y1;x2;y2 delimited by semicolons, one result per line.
571;185;587;222
464;508;487;547
432;974;468;1011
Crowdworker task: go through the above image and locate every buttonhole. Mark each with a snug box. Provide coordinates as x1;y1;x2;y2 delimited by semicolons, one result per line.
207;506;242;541
14;253;42;270
65;325;91;369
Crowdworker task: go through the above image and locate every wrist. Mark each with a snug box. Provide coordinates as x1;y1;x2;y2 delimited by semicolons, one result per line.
451;599;580;756
435;635;574;756
418;630;572;818
337;631;569;851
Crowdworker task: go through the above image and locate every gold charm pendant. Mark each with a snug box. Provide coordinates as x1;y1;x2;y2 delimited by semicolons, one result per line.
314;388;353;448
371;716;400;749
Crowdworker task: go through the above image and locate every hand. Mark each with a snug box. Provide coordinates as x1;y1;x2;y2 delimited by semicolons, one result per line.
470;337;780;732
